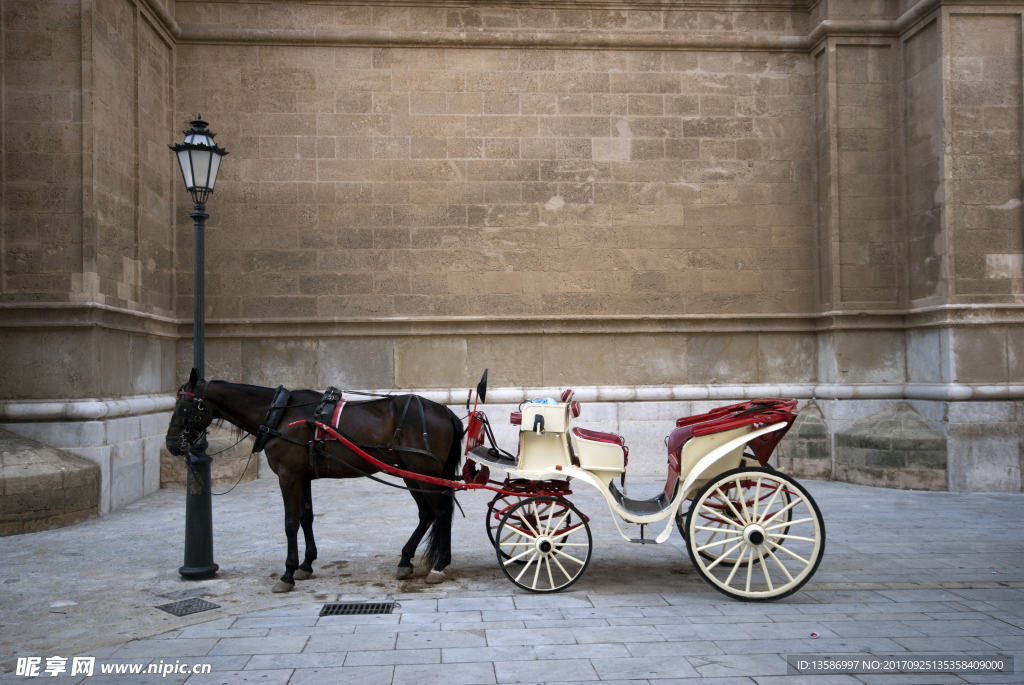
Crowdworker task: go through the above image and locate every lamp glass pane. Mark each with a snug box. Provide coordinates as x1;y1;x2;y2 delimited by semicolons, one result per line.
208;153;223;190
176;149;194;189
191;149;212;189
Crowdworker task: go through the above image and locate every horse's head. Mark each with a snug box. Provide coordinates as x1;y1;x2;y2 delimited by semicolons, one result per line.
166;368;215;456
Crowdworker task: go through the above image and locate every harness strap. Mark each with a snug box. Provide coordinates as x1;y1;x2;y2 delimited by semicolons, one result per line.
253;385;292;454
309;387;343;479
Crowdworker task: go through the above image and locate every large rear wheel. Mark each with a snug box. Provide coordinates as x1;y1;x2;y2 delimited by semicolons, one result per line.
685;467;824;601
677;466;793;567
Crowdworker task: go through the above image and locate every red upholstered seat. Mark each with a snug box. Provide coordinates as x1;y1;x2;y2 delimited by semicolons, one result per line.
573;427;625;445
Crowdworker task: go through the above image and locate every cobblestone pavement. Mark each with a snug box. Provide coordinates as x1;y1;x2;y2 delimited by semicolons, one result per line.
2;476;1024;683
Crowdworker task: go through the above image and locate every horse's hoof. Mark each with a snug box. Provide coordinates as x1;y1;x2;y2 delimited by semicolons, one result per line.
293;569;312;581
425;570;445;585
396;566;414;580
272;581;295;593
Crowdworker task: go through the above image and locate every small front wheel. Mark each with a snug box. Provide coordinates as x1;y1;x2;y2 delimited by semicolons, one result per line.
685;467;825;601
495;496;592;593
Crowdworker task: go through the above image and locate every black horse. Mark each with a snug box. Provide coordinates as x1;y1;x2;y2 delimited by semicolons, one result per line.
165;370;464;592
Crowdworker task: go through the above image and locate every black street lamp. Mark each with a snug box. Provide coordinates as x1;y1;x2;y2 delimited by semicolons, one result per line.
171;115;228;579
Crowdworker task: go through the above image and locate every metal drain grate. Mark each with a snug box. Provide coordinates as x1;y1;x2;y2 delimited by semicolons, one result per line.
320;601;395;616
155;598;221;617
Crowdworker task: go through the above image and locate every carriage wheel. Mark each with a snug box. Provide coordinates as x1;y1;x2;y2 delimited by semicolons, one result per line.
495;496;592;593
676;469;793;567
489;495;573;564
486;495;524;561
685;467;824;601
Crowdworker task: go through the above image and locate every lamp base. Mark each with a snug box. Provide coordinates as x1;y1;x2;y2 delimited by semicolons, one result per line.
178;564;219;579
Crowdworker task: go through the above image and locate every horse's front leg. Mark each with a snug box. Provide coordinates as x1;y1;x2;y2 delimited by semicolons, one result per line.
273;473;303;593
294;477;317;581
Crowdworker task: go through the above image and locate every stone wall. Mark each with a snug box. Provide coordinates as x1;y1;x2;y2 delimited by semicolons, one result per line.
5;0;1024;502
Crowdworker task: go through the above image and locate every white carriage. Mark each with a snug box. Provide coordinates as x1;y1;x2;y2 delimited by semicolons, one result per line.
462;372;826;601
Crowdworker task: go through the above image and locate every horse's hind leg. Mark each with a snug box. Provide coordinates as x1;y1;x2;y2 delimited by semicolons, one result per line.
294;477;317;581
398;487;434;580
424;490;454;585
273;474;303;593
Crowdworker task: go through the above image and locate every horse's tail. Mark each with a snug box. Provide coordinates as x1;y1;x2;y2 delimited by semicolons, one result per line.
424;405;465;569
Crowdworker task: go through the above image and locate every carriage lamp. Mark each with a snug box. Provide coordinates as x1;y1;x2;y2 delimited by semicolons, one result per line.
171;115;228;580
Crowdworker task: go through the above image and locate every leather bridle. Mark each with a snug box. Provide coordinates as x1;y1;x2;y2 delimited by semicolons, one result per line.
170;379;212;456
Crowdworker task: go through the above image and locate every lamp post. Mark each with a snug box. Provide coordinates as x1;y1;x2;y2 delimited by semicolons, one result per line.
171;115;228;579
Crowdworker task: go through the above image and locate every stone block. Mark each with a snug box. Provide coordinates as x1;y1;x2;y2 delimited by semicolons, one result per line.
467;336;543;388
241;339;320;389
613;335;687;386
687;334;758;384
947;422;1020;492
318;338;395;390
395;337;469;388
105;416;142;445
541;335;617;387
835;404;947;490
832;331;906;384
109;441;145;512
758;333;816;383
953;327;1008;383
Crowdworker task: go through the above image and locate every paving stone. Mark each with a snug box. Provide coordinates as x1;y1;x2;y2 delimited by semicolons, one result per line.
287;666;394;685
442;646;537;663
591;655;702;680
244;653;348;670
184;671;292;685
303;633;396;652
534;643;631;660
112;639;219;658
440;597;515;612
208;636;309;656
494;657;598;682
687;654;788;678
625;641;726;657
393;662;496;685
397;630;487;649
486;628;577;647
573;625;666;643
344;648;440;666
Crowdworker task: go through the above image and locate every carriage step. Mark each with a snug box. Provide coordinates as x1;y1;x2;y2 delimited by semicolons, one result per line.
629;538;659;544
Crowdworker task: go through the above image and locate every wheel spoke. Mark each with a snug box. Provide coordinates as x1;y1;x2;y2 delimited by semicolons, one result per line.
696;536;743;552
532;549;542;589
763;544;794;583
553;548;585;566
705;539;745;571
694;523;741;533
736;478;753;524
751;476;762;522
515;551;538;581
544;555;555;589
757;545;773;592
715;487;748;524
760;497;800;527
697;504;743;528
768;533;816;542
503;547;535;564
765;517;813;531
724;544;747;585
745;545;754;593
754;483;782;524
550;550;574;581
772;542;811;566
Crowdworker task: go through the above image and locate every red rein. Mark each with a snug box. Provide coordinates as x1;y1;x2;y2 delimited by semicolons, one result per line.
287;419;538;498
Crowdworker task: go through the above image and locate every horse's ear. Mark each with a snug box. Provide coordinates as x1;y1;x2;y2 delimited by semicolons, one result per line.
189;368;199;386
